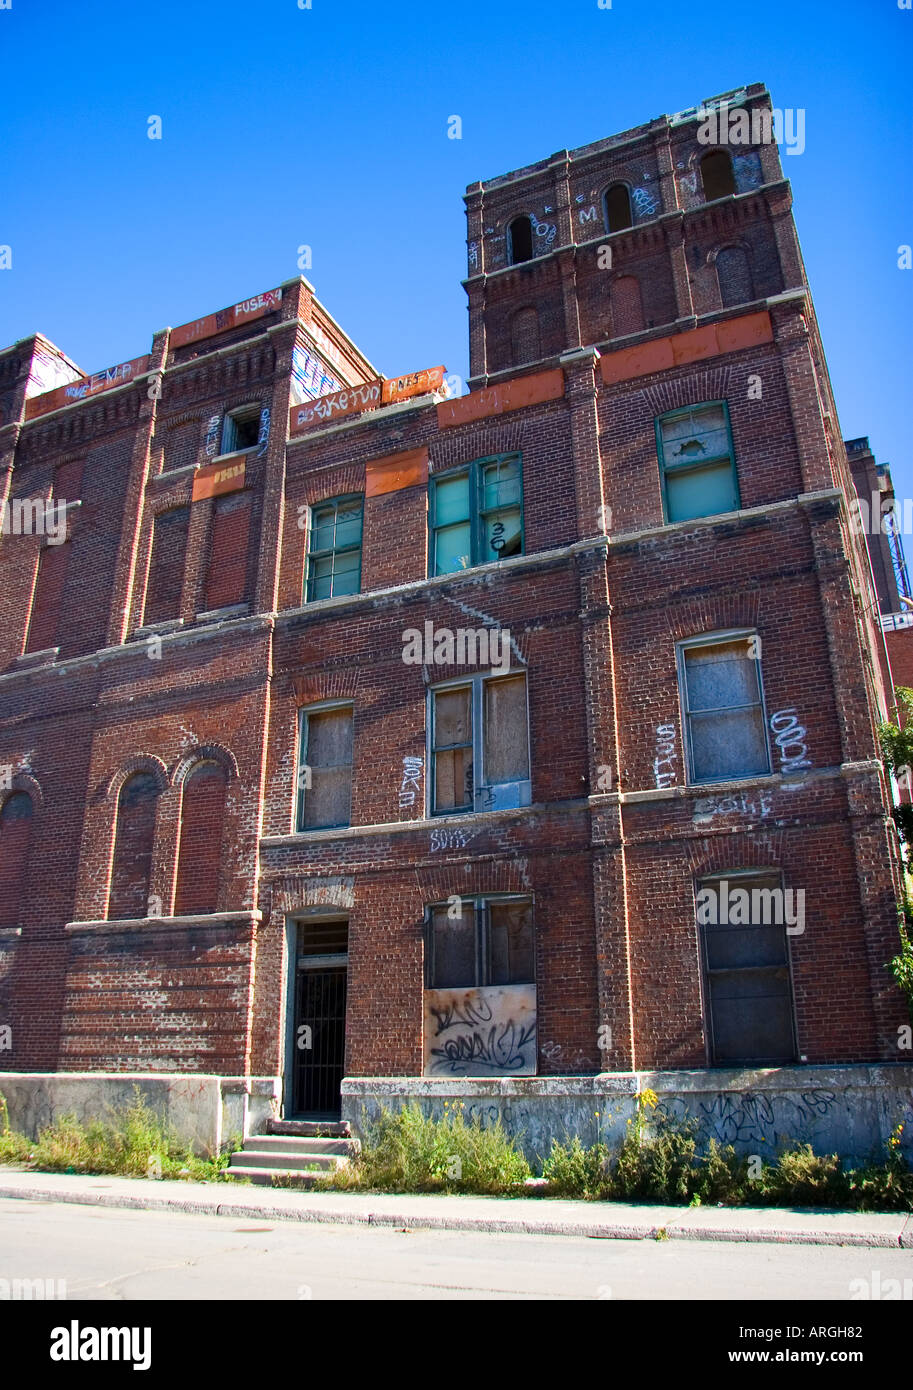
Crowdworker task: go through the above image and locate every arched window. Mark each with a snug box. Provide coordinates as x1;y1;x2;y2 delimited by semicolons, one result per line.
109;772;160;920
716;246;754;308
507;216;534;265
610;276;645;337
511;307;541;364
700;150;736;202
603;183;633;233
0;792;34;929
174;762;228;916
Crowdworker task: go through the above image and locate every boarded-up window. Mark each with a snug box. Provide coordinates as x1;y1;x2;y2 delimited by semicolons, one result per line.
604;183;633;233
25;541;70;653
716;246;754;308
701;150;736;201
427;898;535;988
610;275;645;337
204;491;251;612
484;675;530;786
511;307;540;364
698;873;796;1063
681;638;770;783
297;706;353;831
432;685;473;813
658;402;739;523
174;762;227;916
144;506;190;625
0;792;34;929
109;772;159;920
432;673;531;815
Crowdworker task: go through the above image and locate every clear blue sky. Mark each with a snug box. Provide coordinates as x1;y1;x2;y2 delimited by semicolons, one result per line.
1;0;910;499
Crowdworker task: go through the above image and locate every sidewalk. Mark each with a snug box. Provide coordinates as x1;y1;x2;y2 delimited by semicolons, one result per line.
2;1165;912;1247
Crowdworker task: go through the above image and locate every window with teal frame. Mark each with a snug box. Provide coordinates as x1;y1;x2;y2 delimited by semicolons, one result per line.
657;402;739;524
305;495;363;601
430;454;523;576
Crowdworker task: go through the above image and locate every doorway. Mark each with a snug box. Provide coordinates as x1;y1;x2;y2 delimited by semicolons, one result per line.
289;917;348;1118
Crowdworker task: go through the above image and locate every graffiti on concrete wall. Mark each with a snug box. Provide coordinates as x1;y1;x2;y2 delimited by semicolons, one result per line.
423;984;536;1075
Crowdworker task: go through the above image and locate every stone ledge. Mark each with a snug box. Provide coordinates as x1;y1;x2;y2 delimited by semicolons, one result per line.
65;910;263;933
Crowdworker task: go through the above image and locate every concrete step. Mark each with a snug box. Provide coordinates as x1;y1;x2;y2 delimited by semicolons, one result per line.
267;1118;351;1138
237;1135;359;1157
223;1166;328;1188
228;1150;340;1172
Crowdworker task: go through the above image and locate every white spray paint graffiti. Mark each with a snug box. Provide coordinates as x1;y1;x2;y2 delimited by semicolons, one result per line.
430;826;476;853
693;790;773;823
769;708;811;775
399;755;423;810
256;406;270;458
204;414;221;457
529;212;557;252
654;723;678;789
631;186;659;218
467;241;479;272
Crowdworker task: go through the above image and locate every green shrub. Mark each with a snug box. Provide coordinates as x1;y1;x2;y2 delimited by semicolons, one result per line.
323;1101;531;1194
0;1087;239;1181
542;1094;913;1212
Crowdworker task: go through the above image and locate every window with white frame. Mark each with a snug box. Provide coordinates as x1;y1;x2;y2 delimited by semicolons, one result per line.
430;672;531;815
678;634;770;784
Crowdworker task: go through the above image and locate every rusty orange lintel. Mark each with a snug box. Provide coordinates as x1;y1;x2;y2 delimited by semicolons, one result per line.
599;311;774;387
436;368;565;429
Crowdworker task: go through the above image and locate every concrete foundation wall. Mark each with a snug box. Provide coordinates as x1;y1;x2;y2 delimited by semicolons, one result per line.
0;1073;280;1154
342;1066;913;1168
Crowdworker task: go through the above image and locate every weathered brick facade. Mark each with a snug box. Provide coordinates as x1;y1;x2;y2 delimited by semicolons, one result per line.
0;84;908;1131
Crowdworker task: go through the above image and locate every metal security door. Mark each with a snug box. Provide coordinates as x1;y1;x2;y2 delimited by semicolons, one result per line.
293;966;347;1117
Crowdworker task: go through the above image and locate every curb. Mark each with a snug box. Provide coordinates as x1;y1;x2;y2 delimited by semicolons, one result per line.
1;1181;911;1248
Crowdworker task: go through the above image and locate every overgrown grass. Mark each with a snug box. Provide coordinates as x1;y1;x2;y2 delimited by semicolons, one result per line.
0;1088;240;1182
542;1092;913;1211
321;1100;531;1194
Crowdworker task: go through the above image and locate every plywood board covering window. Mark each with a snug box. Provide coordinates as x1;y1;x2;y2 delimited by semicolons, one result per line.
297;706;354;831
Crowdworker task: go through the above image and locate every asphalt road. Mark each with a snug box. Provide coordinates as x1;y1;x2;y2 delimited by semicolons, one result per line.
2;1198;912;1300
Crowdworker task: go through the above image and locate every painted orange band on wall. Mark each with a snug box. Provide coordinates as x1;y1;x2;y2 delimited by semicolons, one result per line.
170;287;283;350
436;367;565;428
382;366;445;405
25;355;152;419
366;447;429;497
192;458;246;502
599;311;774;386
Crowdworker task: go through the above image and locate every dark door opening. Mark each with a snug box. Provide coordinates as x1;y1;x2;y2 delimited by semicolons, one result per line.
291;919;348;1118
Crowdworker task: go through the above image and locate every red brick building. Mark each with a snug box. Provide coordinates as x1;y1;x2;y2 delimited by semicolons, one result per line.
1;84;910;1159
